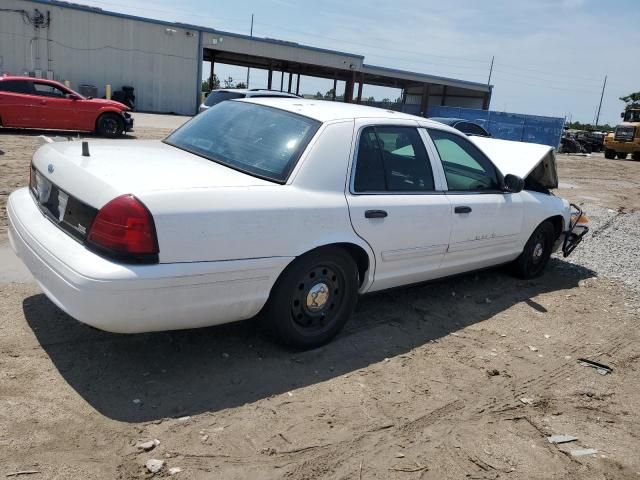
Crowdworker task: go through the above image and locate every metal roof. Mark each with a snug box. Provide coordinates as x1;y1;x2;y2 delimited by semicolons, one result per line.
27;0;491;92
362;64;492;92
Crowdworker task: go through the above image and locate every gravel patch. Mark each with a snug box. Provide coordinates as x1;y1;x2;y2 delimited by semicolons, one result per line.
560;204;640;294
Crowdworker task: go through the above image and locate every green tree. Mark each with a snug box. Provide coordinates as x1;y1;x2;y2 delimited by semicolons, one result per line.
234;82;247;89
223;76;235;88
324;88;335;100
314;91;324;99
366;96;375;102
201;73;220;92
620;91;640;109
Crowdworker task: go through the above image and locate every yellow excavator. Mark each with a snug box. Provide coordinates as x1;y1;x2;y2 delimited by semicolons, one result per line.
604;108;640;160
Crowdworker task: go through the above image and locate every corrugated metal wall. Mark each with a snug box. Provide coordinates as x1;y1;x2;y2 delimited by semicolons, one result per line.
0;0;199;114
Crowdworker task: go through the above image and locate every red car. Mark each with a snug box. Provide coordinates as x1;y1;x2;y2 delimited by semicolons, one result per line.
0;76;133;137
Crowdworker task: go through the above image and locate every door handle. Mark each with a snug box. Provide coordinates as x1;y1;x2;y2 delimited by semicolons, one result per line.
365;209;388;219
454;206;472;214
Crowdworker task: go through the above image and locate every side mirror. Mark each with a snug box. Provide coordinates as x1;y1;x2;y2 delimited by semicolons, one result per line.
65;93;79;100
503;174;524;193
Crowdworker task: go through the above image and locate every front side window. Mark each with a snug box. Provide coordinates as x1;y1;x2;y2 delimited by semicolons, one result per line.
165;101;320;183
353;126;435;193
0;80;32;94
33;82;67;98
204;91;245;107
428;129;500;192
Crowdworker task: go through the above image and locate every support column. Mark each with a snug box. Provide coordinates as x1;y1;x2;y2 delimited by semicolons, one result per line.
356;72;364;104
280;71;284;91
332;75;337;101
420;83;431;116
482;90;491;110
267;66;273;90
344;71;356;103
287;72;293;93
209;57;215;91
295;73;301;95
441;85;448;106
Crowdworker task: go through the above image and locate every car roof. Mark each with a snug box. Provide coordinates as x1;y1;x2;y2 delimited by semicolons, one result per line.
238;97;451;125
0;75;64;86
212;88;299;98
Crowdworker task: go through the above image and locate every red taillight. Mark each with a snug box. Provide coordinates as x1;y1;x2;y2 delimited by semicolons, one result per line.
87;195;158;260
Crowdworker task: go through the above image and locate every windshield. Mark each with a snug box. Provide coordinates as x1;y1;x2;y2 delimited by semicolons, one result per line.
165;101;320;183
204;90;245;107
623;110;640;122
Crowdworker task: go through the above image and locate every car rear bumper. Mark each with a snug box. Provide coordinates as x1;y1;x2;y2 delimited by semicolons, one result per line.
8;187;291;333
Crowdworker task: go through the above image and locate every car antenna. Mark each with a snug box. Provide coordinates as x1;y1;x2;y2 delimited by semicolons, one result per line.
82;141;90;157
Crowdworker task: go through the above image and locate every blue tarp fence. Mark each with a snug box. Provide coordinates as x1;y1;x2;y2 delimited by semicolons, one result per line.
425;106;565;148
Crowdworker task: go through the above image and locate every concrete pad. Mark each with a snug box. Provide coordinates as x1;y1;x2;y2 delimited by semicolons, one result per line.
0;243;34;283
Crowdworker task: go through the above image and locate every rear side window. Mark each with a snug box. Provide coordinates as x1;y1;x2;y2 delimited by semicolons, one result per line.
204;91;245;106
165;101;320;183
353;126;435;193
33;82;67;97
428;129;500;191
0;80;32;94
457;122;489;137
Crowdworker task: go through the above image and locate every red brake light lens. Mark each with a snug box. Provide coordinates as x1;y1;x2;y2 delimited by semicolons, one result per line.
87;195;158;261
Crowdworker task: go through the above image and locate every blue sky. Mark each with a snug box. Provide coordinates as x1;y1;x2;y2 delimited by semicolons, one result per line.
80;0;639;125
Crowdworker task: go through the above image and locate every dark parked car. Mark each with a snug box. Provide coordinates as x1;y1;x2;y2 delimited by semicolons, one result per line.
429;117;491;137
199;89;300;113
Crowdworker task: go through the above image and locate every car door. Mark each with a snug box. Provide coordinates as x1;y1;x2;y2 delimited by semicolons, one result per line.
346;121;452;292
31;81;76;130
0;79;37;127
425;128;523;272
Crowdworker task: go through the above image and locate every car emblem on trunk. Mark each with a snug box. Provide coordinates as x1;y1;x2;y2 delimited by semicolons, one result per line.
47;164;55;174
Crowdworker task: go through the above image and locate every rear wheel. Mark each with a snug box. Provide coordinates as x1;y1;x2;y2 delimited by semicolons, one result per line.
96;113;124;138
616;152;628;160
263;247;359;349
604;149;616;159
633;152;640;161
512;221;555;279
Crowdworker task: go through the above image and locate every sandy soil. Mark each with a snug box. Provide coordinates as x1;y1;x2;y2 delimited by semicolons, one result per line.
1;125;639;479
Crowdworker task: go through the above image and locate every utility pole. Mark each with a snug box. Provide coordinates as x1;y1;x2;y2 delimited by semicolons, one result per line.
487;56;494;85
246;14;254;88
595;75;607;127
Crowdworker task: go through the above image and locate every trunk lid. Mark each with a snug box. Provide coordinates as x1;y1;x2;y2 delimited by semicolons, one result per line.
470;136;558;189
32;139;273;208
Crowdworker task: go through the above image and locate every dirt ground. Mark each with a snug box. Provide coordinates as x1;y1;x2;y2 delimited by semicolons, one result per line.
1;123;639;479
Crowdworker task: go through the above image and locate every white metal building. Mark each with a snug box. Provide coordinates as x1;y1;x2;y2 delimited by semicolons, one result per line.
0;0;493;115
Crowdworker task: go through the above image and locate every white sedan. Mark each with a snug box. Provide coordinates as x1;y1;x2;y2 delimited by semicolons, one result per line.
7;98;588;348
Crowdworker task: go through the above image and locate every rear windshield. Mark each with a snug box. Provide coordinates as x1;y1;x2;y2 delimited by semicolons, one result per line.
204;90;245;107
165;101;320;183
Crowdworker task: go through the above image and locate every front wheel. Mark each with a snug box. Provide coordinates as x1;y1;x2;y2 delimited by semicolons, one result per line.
604;149;616;159
96;113;124;138
616;152;628;160
633;152;640;161
512;221;556;279
263;247;359;349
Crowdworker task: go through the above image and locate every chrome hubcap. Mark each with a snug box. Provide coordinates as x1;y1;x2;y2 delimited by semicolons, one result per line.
533;243;544;259
306;283;330;311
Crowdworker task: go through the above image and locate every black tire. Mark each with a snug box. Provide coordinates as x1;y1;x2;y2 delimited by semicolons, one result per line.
512;221;556;279
616;152;628;160
263;247;359;349
633;152;640;161
604;149;616;159
96;112;124;138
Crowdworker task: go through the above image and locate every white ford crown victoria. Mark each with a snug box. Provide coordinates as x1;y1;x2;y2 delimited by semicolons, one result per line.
7;98;588;348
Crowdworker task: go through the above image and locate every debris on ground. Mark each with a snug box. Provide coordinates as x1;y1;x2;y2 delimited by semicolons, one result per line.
520;397;534;405
547;434;578;444
5;471;41;478
145;459;165;473
168;467;182;475
570;448;598;457
137;439;160;451
578;358;613;375
528;346;539;352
